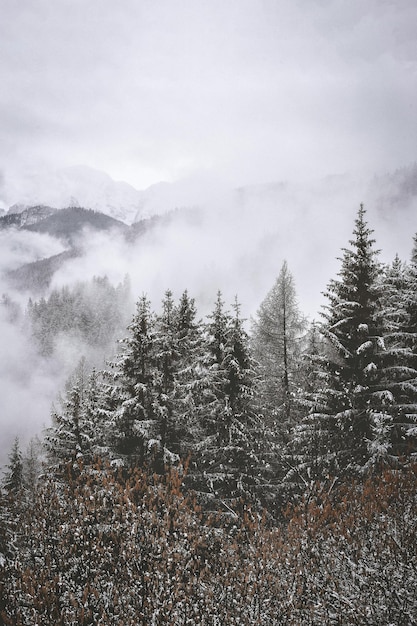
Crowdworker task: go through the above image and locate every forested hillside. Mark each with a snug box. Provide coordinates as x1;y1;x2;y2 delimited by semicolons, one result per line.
1;205;417;624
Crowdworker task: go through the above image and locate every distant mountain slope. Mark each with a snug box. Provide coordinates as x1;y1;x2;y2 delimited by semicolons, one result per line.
23;206;129;244
6;248;80;293
1;206;130;292
0;205;57;229
3;209;180;293
0;205;129;245
2;166;222;223
3;166;146;223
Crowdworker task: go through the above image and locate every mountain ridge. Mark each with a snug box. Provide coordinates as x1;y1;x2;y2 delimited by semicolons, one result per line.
0;205;129;244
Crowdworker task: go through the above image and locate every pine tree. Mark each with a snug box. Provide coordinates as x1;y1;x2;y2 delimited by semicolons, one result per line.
171;290;206;458
109;294;159;466
251;261;307;433
297;205;393;478
196;293;262;504
2;437;23;495
285;321;329;489
379;255;417;458
0;485;14;622
152;289;182;471
108;291;206;472
44;359;103;471
394;235;417;457
22;437;43;495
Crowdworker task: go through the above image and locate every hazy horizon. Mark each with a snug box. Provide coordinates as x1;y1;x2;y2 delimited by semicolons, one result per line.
1;0;416;192
1;0;416;467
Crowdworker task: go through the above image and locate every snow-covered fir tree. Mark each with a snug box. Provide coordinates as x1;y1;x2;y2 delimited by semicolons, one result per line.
2;437;23;496
396;234;417;456
108;294;159;466
379;255;417;459
170;290;206;459
196;293;263;505
151;289;183;471
44;358;103;471
21;437;43;496
294;205;394;478
108;290;207;472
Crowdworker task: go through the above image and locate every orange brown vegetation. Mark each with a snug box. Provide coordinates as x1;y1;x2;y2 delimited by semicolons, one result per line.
1;461;416;624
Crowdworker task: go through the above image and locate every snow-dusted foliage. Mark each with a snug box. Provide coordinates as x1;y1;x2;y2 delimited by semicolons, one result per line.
27;275;131;357
44;359;105;471
4;206;417;623
251;260;307;429
378;254;417;457
1;459;416;625
2;437;23;495
193;293;265;506
106;291;208;471
293;206;394;479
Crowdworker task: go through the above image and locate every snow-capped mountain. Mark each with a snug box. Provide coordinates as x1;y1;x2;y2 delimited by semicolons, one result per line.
1;165;226;224
2;166;146;223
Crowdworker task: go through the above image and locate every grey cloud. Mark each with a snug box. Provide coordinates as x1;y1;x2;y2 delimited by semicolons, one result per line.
1;0;416;187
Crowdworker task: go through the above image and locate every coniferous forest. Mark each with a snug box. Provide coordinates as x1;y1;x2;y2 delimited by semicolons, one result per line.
1;205;417;624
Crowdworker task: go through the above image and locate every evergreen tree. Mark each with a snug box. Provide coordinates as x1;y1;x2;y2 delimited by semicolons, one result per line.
285;319;341;492
1;436;24;603
44;359;103;471
296;205;393;478
2;437;23;496
251;261;307;433
171;290;206;458
152;289;182;471
108;290;205;472
22;437;43;495
197;293;262;504
379;255;417;458
109;294;159;466
394;235;417;457
152;289;208;471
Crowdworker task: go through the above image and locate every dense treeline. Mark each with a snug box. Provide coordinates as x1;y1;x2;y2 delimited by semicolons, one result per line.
27;275;132;356
1;205;417;623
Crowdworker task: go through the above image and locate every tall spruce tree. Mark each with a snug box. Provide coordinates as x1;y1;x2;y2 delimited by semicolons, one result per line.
171;290;206;459
2;437;23;496
44;359;103;471
295;205;393;478
152;289;182;471
108;294;159;466
398;236;417;455
196;293;262;504
109;291;207;472
379;255;417;458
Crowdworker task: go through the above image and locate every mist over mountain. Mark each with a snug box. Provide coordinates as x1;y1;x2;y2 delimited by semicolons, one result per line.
0;165;227;224
1;162;416;314
0;161;416;467
1;166;143;223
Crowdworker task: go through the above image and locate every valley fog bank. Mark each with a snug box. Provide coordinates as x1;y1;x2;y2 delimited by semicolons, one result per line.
0;168;416;469
50;170;417;320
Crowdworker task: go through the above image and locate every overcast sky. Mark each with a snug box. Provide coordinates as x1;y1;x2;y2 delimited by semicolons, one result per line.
1;0;416;190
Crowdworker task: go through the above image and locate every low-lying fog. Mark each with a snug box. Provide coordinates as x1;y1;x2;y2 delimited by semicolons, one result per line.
0;168;416;467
